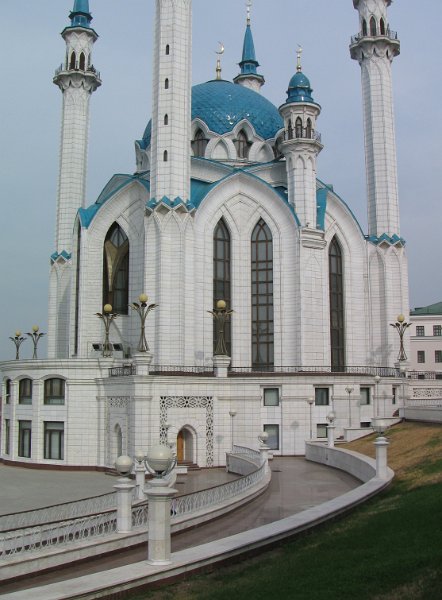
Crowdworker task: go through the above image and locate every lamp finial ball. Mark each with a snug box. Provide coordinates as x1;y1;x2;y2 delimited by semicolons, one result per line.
216;300;227;310
397;314;405;323
15;330;21;337
139;293;148;303
32;325;39;333
103;304;113;314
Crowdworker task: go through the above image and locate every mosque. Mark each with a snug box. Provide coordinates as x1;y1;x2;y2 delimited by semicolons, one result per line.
0;0;408;468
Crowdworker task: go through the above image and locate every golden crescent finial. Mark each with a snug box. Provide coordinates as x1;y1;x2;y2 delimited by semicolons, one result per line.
216;41;225;56
297;45;303;72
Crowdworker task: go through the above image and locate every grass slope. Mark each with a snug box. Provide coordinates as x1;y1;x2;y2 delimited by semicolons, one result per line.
132;423;442;600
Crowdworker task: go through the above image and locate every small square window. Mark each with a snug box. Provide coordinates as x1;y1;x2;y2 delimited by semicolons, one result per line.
316;423;328;438
315;388;329;406
416;326;425;337
360;422;371;428
263;424;279;450
435;351;442;363
360;387;371;405
263;388;279;406
417;351;425;364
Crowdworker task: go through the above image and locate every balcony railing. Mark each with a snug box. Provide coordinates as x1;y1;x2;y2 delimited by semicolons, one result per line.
283;128;322;143
54;63;101;79
351;29;398;44
109;365;137;377
228;365;399;377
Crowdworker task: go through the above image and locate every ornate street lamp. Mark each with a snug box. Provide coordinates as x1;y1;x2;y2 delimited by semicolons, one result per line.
390;314;411;362
208;300;233;356
96;304;117;357
26;325;46;359
9;331;26;360
129;294;158;353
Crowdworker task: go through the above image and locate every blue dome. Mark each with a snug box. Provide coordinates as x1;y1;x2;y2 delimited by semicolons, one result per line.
286;71;316;104
140;80;283;148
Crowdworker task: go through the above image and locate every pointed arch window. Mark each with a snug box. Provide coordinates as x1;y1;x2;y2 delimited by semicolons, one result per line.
164;114;169;126
370;16;377;36
192;128;208;157
287;119;293;140
251;219;274;369
79;52;86;70
103;223;129;315
165;78;169;89
235;130;251;159
295;117;303;138
69;51;76;70
380;18;386;35
329;237;345;371
213;219;231;355
163;150;168;162
165;44;170;55
306;118;312;139
362;19;367;36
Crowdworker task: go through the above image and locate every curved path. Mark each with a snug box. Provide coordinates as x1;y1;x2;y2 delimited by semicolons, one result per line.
0;457;359;595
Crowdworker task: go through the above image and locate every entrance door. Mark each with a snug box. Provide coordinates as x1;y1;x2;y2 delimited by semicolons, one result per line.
177;430;184;462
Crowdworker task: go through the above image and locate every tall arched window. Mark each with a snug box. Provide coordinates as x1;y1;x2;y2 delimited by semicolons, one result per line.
192;129;209;157
295;117;303;138
362;19;367;36
163;150;168;162
213;219;231;355
235;131;250;159
329;237;345;371
164;114;169;126
380;18;386;35
165;78;169;89
251;219;273;369
79;52;86;70
306;118;312;139
103;223;129;314
370;16;377;36
287;119;293;140
165;44;170;55
69;51;76;70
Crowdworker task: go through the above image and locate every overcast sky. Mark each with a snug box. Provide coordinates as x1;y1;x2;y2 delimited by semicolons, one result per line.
0;0;441;361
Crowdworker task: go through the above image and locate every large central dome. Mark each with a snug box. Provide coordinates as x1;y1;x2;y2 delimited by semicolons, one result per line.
140;80;283;148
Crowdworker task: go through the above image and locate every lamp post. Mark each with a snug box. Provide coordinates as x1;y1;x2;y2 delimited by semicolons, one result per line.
208;300;233;356
9;331;26;360
229;409;237;450
306;397;314;439
26;326;45;359
327;411;336;448
134;449;147;501
390;314;411;362
144;445;177;566
129;294;158;353
114;455;135;533
96;304;117;357
374;375;381;416
400;365;407;410
345;386;354;428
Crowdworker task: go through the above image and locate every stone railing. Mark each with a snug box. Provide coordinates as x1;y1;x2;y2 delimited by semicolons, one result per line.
0;449;268;561
0;492;116;533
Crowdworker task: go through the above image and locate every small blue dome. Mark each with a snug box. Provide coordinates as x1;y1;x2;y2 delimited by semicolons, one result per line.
139;80;283;148
286;71;316;104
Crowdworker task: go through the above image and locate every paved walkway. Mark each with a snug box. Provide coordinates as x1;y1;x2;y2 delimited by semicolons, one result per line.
0;458;359;595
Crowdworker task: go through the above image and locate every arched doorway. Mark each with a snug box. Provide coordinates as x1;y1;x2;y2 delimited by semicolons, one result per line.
176;427;195;463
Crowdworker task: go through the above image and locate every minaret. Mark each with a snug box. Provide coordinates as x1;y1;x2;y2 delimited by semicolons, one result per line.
350;0;400;238
279;49;323;228
53;0;101;254
150;0;192;204
233;1;265;92
49;0;100;359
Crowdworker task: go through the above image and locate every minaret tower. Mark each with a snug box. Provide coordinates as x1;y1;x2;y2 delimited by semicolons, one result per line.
350;0;400;238
53;0;101;254
150;0;192;204
233;1;265;92
49;0;100;359
279;49;323;228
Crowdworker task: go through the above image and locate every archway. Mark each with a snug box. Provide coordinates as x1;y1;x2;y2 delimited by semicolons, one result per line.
176;427;195;463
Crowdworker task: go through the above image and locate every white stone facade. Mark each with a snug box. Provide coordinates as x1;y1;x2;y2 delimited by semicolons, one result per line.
0;0;410;469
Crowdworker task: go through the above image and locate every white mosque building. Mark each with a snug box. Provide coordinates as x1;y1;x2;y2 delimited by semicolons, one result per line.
1;0;408;469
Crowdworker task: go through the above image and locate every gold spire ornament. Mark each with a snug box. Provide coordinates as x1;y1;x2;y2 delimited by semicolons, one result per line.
215;42;225;80
297;45;303;72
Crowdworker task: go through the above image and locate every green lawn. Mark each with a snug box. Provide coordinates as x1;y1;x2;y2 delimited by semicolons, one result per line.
131;423;442;600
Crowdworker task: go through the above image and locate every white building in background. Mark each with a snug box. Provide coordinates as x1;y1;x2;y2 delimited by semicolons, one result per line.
409;302;442;373
1;0;409;468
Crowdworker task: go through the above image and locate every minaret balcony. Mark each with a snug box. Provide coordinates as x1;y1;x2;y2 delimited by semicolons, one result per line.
283;128;322;144
350;28;398;45
54;63;101;81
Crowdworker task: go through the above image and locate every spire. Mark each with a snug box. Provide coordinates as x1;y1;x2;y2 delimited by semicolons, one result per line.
215;42;224;80
69;0;93;29
234;1;264;92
